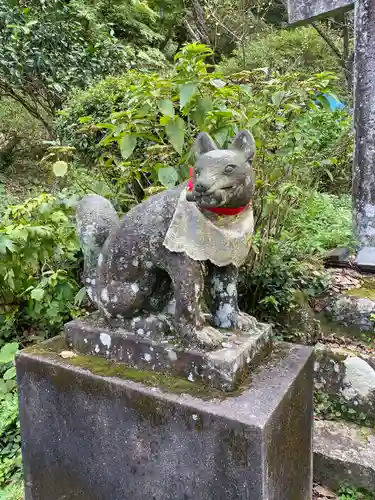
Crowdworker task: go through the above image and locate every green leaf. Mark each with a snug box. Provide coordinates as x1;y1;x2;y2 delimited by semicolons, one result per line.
3;367;16;381
272;91;285;107
5;379;17;392
198;95;213;114
158;99;175;117
160;115;170;126
31;288;45;301
50;211;68;224
53;161;68;177
158;166;179;188
247;117;260;128
180;83;198;110
165;117;185;155
96;123;116;130
214;127;232;147
0;236;16;254
74;287;87;306
120;135;137;160
240;84;252;97
194;95;213;126
0;343;19;364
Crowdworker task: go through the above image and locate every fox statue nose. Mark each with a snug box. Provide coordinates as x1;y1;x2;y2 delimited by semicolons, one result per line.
195;181;209;193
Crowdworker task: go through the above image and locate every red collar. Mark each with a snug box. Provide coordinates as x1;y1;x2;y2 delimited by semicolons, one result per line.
186;168;250;216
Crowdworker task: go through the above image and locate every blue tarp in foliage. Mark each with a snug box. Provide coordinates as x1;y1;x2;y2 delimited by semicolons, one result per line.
324;94;345;111
316;93;346;111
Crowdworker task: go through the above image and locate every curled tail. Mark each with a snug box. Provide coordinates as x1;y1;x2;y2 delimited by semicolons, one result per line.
76;195;120;299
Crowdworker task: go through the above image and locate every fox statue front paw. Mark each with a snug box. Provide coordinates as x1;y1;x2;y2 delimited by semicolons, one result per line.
233;311;257;331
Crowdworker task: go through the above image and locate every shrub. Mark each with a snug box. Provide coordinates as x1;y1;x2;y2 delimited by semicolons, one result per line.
338;486;373;500
0;0;133;133
240;192;352;320
0;343;21;494
58;44;350;197
0;193;83;344
220;27;343;83
0;98;46;173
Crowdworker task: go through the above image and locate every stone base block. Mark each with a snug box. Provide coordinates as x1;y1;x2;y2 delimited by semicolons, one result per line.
314;419;375;493
64;313;272;392
17;338;313;500
323;247;352;268
355;247;375;273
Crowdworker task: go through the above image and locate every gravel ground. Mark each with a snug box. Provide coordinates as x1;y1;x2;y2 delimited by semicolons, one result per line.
313;484;338;499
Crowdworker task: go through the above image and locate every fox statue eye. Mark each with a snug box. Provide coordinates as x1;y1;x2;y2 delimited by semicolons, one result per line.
224;164;236;174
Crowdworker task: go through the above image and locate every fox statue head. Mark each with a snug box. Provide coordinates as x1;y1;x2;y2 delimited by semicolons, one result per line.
186;130;256;209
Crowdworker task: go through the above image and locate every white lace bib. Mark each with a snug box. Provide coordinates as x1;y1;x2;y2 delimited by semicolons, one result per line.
163;189;253;267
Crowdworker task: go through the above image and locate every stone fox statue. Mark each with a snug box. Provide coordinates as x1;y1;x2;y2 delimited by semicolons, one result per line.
77;130;256;346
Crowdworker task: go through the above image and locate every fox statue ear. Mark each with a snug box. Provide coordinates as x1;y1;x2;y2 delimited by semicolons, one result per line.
230;130;256;162
195;132;217;157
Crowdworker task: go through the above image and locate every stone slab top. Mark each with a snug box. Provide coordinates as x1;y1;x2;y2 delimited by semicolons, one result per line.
287;0;354;25
17;337;313;429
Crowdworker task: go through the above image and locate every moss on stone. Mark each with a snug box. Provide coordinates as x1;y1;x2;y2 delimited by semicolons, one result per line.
360;277;375;290
314;310;366;340
26;335;236;399
345;287;375;301
23;336;67;354
69;354;224;398
314;390;375;428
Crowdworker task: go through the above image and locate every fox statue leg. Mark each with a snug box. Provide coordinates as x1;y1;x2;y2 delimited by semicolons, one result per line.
162;253;223;346
209;263;256;331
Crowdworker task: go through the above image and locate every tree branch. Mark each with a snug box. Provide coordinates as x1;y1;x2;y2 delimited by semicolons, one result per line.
0;82;54;136
311;21;345;67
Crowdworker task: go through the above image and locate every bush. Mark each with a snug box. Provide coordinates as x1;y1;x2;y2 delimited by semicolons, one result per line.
0;343;21;495
57;44;351;199
0;98;45;170
0;193;83;344
240;192;352;320
220;27;345;90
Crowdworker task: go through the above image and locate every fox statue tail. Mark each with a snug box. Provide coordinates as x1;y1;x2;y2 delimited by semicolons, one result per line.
76;195;120;301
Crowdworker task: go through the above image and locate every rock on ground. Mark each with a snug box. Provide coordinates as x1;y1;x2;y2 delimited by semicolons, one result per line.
314;419;375;493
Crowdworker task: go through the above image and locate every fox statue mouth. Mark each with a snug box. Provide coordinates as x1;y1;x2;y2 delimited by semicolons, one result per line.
186;186;230;207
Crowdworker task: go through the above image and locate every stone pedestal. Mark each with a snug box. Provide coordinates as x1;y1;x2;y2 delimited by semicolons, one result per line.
64;313;272;392
17;338;313;500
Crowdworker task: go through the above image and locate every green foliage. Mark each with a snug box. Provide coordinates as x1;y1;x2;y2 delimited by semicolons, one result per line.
282;193;353;255
314;391;369;427
220;27;345;88
60;43;252;168
240;192;352;320
0;481;23;500
0;0;130;129
58;44;350;206
0;98;45;174
0;343;21;494
338;486;373;500
0;193;82;343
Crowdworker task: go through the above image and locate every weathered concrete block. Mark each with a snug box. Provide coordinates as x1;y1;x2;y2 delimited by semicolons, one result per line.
323;247;352;268
314;419;375;492
287;0;353;25
17;338;314;500
355;247;375;273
